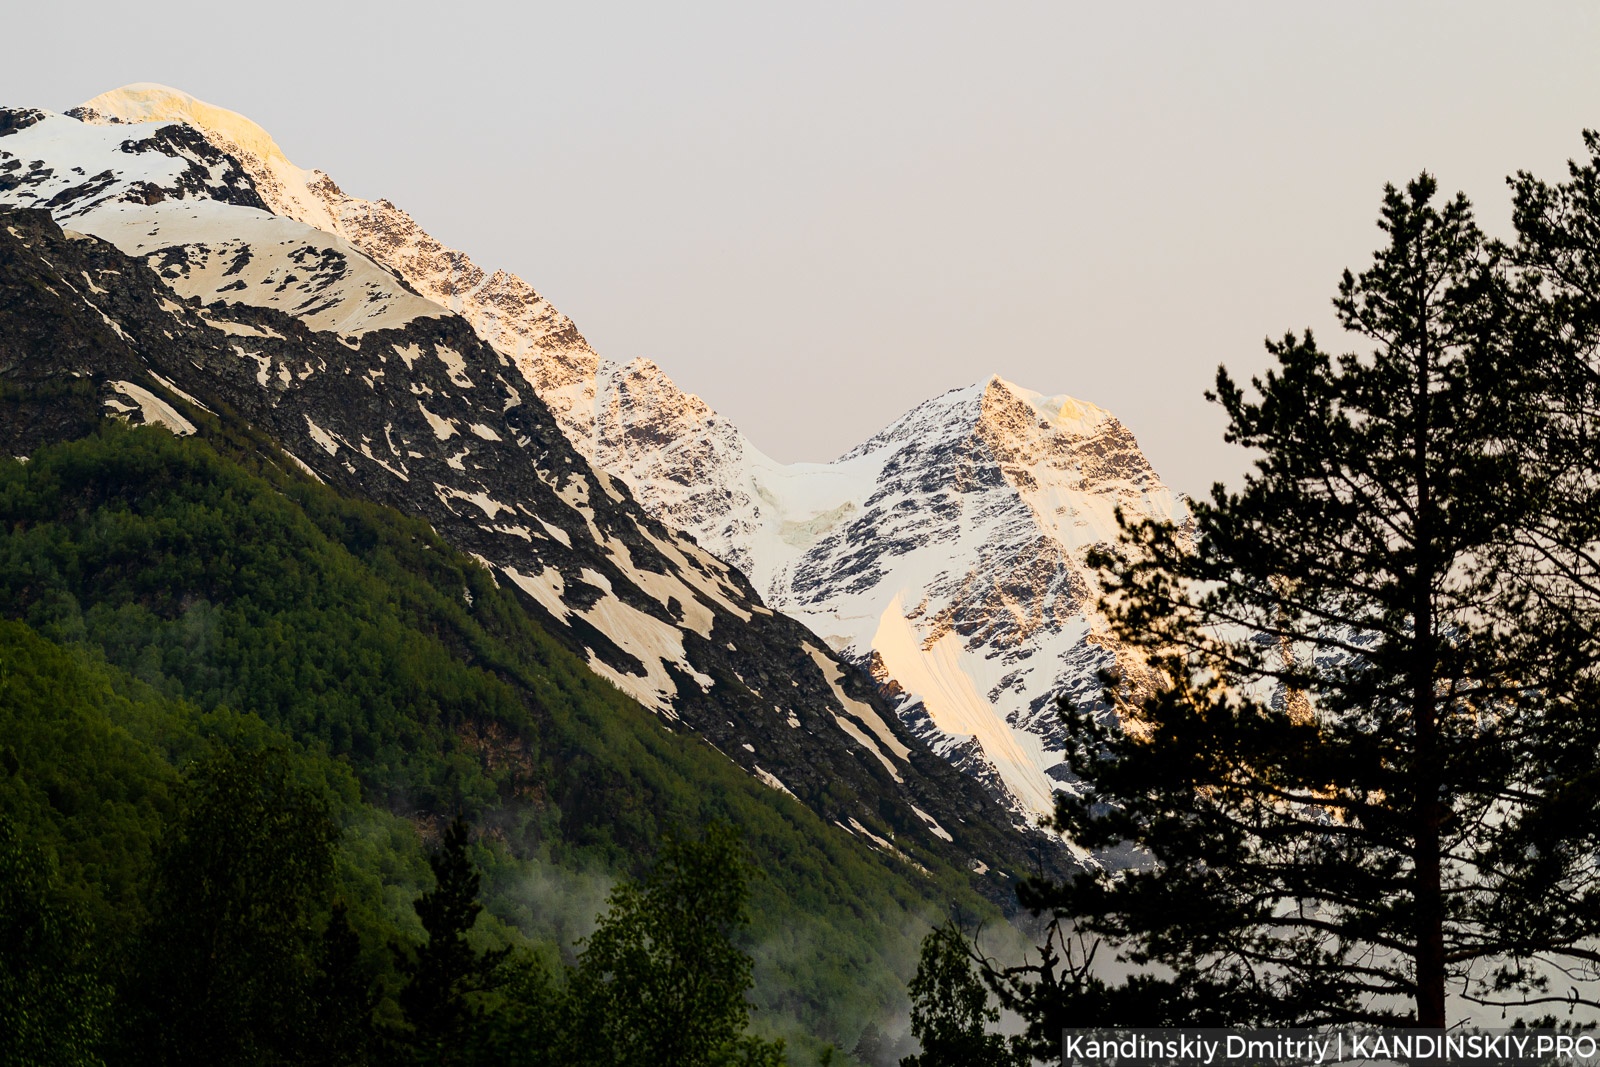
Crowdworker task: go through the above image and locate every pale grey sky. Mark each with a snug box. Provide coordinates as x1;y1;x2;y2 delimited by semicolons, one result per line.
6;2;1599;494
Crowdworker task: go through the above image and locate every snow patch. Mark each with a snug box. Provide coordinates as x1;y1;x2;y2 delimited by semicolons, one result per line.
202;314;282;339
279;448;323;483
754;766;797;799
578;568;613;595
577;592;702;716
910;804;955;843
147;371;213;415
805;643;911;779
304;415;339;456
435;345;473;388
417;402;458;440
871;593;1062;822
502;565;570;623
537;519;571;547
432;483;513;520
106;381;196;436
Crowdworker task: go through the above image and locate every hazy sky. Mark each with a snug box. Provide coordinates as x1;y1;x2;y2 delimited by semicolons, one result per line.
7;2;1599;495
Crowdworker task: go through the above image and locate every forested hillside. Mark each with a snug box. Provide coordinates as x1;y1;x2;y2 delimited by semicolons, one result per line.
0;421;1003;1062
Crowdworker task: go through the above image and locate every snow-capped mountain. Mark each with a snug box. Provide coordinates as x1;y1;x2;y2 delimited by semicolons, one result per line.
763;377;1179;821
0;96;1068;889
57;84;1181;825
540;363;1184;824
73;84;601;392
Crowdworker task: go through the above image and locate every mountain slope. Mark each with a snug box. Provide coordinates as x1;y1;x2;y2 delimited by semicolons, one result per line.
61;84;1182;824
0;417;1001;1050
544;369;1184;824
0;115;1063;894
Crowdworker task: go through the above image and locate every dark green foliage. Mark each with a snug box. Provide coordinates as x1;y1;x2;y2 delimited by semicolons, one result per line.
1010;171;1600;1028
467;951;564;1067
305;902;379;1067
0;422;987;1051
393;819;787;1065
0;616;185;944
899;922;1021;1067
0;817;108;1067
0;420;535;821
398;817;509;1062
565;823;786;1067
852;1023;918;1067
122;746;339;1066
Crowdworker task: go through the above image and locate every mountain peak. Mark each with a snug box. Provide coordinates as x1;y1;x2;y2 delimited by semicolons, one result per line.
77;83;344;235
79;84;289;169
981;375;1115;439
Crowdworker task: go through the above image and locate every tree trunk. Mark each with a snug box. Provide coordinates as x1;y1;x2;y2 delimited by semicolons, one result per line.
1413;679;1446;1027
1411;264;1447;1029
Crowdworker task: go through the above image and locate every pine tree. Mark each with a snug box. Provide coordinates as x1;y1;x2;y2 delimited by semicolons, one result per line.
1016;174;1600;1026
1505;130;1600;621
397;816;508;1064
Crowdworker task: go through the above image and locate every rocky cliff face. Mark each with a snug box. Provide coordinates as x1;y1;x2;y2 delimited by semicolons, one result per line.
767;378;1182;825
0;102;1067;892
65;84;1183;827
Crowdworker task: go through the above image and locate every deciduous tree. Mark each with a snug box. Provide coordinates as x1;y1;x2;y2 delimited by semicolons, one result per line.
899;921;1023;1067
0;817;108;1067
565;823;784;1067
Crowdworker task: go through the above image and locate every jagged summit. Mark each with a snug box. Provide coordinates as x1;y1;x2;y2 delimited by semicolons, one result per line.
751;373;1180;825
977;375;1119;452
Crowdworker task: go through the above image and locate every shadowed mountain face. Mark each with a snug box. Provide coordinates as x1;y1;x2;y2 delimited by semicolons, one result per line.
0;106;1073;893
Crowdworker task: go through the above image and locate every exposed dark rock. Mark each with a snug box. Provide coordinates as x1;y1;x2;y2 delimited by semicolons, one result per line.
0;109;45;137
0;206;1079;903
